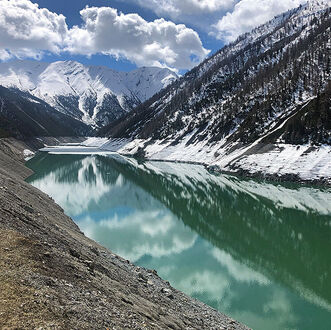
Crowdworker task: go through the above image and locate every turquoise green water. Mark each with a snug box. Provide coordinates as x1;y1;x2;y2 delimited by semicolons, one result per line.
26;153;331;330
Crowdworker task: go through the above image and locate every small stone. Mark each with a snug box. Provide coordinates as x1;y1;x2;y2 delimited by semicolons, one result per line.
23;205;34;213
161;288;174;299
161;288;171;294
90;246;99;255
137;272;147;282
121;297;133;305
69;248;80;259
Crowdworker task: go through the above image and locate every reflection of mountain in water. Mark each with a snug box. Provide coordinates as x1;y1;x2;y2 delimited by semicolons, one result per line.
26;153;331;311
27;153;198;264
112;159;331;311
27;153;160;216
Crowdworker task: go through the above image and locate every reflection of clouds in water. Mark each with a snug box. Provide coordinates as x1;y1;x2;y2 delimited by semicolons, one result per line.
176;270;231;304
158;249;300;330
140;214;173;236
264;290;293;315
211;247;331;314
77;210;197;262
171;246;270;312
28;154;331;329
233;290;298;330
176;264;298;330
211;247;270;285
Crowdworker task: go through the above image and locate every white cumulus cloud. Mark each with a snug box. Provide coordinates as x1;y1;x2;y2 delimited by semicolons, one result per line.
212;0;307;42
131;0;235;17
0;0;209;70
0;0;68;60
65;6;210;70
122;0;237;33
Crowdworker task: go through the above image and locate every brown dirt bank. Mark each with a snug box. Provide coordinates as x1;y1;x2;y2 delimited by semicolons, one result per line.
0;138;248;329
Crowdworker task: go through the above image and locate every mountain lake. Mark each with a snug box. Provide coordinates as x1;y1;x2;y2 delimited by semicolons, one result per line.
26;152;331;330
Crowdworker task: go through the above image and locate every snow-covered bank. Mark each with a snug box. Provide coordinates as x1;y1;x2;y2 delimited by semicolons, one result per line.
23;149;35;161
101;138;331;184
40;137;331;185
230;144;331;183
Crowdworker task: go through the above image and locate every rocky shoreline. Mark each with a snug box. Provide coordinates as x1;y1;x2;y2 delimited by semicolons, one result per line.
0;138;248;329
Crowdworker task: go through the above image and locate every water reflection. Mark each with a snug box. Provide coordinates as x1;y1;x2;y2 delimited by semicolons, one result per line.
26;153;331;330
78;211;197;262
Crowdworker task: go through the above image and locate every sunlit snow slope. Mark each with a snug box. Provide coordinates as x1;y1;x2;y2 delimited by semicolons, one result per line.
0;60;177;127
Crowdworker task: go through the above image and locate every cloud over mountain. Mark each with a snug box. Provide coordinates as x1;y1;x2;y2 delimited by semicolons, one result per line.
212;0;307;42
0;0;209;70
131;0;235;17
124;0;311;44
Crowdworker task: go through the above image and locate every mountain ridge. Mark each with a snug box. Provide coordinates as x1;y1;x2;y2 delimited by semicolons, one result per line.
0;60;178;127
0;86;89;138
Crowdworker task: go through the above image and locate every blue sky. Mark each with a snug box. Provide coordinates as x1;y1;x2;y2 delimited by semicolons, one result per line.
0;0;307;73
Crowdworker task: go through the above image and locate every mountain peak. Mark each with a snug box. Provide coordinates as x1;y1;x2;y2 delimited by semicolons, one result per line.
0;60;178;127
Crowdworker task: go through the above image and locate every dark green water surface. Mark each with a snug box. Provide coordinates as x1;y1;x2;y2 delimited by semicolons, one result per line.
26;153;331;330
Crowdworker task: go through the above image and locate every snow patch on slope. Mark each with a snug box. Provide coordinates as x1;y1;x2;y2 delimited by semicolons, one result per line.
235;144;331;181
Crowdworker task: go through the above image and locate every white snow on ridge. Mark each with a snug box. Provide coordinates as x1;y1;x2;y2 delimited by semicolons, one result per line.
0;60;178;125
23;149;35;161
81;137;109;147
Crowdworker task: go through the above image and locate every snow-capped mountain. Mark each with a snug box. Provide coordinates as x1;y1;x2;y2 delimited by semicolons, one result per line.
0;60;178;127
99;0;331;183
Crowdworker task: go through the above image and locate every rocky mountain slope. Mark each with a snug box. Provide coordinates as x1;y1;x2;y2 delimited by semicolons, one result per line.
0;60;177;127
99;0;331;183
0;86;89;138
